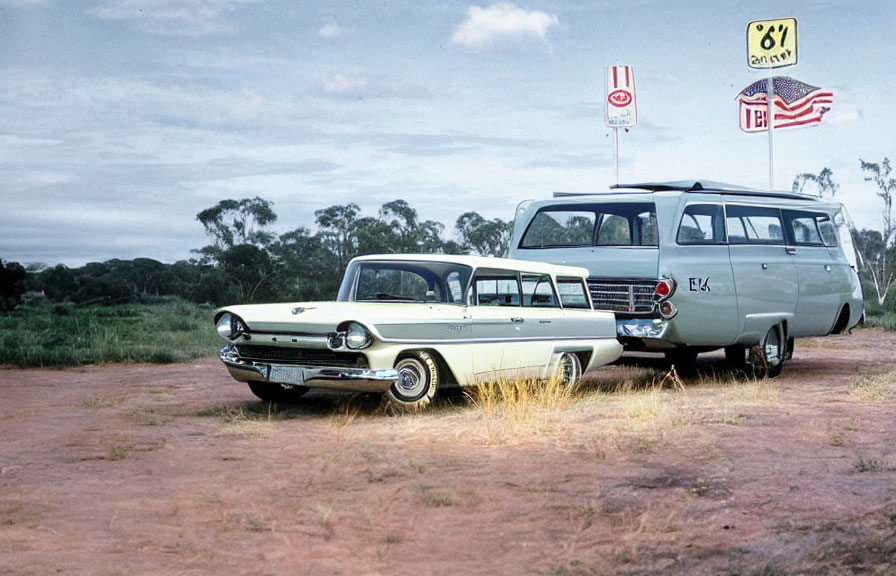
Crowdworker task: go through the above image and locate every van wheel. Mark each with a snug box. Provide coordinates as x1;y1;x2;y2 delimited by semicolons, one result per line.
664;347;698;368
750;325;785;378
386;351;439;410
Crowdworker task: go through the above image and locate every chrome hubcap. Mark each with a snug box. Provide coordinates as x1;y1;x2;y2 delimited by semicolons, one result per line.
764;329;781;366
396;363;425;397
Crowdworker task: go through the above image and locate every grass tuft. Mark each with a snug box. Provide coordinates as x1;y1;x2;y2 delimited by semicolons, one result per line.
848;371;896;402
465;373;576;442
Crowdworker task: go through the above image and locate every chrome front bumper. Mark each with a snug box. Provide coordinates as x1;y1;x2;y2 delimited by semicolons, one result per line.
219;346;398;393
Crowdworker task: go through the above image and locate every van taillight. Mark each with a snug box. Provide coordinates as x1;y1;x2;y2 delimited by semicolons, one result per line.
655;279;675;300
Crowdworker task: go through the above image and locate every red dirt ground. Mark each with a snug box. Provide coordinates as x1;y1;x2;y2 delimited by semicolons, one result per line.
2;328;895;575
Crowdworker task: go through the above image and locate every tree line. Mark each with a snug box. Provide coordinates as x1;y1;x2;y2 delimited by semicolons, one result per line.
0;199;512;311
2;156;895;314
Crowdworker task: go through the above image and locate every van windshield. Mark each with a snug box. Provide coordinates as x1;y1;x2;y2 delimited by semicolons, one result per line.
520;203;658;248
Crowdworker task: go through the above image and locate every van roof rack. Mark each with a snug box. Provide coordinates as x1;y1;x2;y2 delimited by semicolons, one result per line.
553;180;820;201
611;180;819;200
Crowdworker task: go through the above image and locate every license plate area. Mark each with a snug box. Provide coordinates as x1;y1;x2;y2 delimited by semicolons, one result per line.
269;366;306;385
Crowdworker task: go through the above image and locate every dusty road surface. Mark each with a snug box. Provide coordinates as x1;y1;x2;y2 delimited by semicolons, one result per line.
2;328;895;575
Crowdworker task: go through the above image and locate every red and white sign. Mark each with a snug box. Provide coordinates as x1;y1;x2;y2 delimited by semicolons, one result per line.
606;65;637;128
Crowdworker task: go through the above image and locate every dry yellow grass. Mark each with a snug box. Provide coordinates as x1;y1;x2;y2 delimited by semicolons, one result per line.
465;373;577;443
848;370;896;402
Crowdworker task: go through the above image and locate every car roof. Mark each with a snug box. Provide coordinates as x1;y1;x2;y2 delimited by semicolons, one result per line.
348;253;590;278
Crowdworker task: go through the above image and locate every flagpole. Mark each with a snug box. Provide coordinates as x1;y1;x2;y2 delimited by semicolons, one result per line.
613;127;619;185
767;76;774;189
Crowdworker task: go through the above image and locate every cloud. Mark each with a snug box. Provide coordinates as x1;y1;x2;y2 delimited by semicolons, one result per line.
318;22;343;39
451;2;558;49
320;73;430;99
88;0;259;37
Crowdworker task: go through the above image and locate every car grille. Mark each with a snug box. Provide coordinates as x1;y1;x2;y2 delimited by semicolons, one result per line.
588;278;657;314
234;345;368;368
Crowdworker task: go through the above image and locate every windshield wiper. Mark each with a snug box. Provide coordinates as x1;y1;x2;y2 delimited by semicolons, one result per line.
359;292;420;302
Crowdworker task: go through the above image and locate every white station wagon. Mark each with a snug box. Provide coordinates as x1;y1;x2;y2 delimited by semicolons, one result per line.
215;254;623;409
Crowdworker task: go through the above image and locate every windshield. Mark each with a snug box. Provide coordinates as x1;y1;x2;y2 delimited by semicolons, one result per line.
337;260;473;304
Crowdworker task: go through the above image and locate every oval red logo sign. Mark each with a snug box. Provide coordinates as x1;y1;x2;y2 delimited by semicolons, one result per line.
608;89;633;108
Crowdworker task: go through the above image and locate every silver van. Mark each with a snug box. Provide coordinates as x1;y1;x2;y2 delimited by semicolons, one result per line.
507;181;865;376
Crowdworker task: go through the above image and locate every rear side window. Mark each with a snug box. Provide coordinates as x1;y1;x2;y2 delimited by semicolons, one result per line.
784;210;837;246
677;204;725;244
726;205;785;245
556;278;591;309
521;274;558;307
520;203;658;248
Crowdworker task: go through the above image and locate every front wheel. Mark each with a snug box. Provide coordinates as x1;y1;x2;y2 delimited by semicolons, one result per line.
247;381;309;403
386;351;439;410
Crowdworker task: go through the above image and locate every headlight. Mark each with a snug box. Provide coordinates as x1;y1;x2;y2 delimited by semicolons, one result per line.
216;313;245;340
344;322;372;350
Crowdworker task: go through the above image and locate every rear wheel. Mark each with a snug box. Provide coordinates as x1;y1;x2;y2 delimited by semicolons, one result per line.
556;352;583;387
750;324;786;378
247;381;309;403
386;351;439;410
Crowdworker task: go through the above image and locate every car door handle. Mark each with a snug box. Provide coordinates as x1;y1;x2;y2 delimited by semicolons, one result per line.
824;265;832;272
785;247;797;255
510;317;524;323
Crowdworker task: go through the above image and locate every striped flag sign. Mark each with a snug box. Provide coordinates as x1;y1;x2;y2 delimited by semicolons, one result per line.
737;76;833;132
606;65;637;128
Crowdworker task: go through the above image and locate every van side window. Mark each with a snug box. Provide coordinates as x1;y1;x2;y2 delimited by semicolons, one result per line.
556;278;591;309
595;206;658;246
818;216;838;247
726;205;785;245
677;204;724;244
784;210;837;247
520;211;595;248
521;274;558;307
475;276;520;306
596;214;630;245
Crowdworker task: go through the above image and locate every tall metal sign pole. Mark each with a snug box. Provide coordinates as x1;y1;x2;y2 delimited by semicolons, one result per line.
747;18;798;189
606;65;637;185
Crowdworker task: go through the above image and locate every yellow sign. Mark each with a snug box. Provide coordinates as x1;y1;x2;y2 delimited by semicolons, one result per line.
747;18;797;69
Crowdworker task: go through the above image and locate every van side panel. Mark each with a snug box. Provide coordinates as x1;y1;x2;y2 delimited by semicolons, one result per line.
728;244;798;343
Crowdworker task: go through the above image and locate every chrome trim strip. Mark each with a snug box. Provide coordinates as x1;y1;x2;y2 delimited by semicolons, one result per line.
219;346;398;393
377;335;602;345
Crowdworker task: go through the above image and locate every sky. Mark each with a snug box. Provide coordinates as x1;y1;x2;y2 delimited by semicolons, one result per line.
2;0;895;267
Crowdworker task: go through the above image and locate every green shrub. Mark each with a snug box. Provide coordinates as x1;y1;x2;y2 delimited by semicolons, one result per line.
0;299;219;367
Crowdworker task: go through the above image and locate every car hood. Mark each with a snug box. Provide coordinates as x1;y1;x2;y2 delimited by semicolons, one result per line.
218;301;465;335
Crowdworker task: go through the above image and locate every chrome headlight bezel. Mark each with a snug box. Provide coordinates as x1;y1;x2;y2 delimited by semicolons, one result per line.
216;313;246;340
344;322;372;350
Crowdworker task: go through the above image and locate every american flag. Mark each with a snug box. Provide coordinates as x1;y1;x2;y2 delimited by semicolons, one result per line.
737;76;833;131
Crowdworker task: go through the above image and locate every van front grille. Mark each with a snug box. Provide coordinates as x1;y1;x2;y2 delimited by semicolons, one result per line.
588;278;657;314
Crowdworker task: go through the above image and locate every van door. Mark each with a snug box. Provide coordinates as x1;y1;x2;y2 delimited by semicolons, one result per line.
663;203;739;345
783;210;846;337
725;205;798;342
